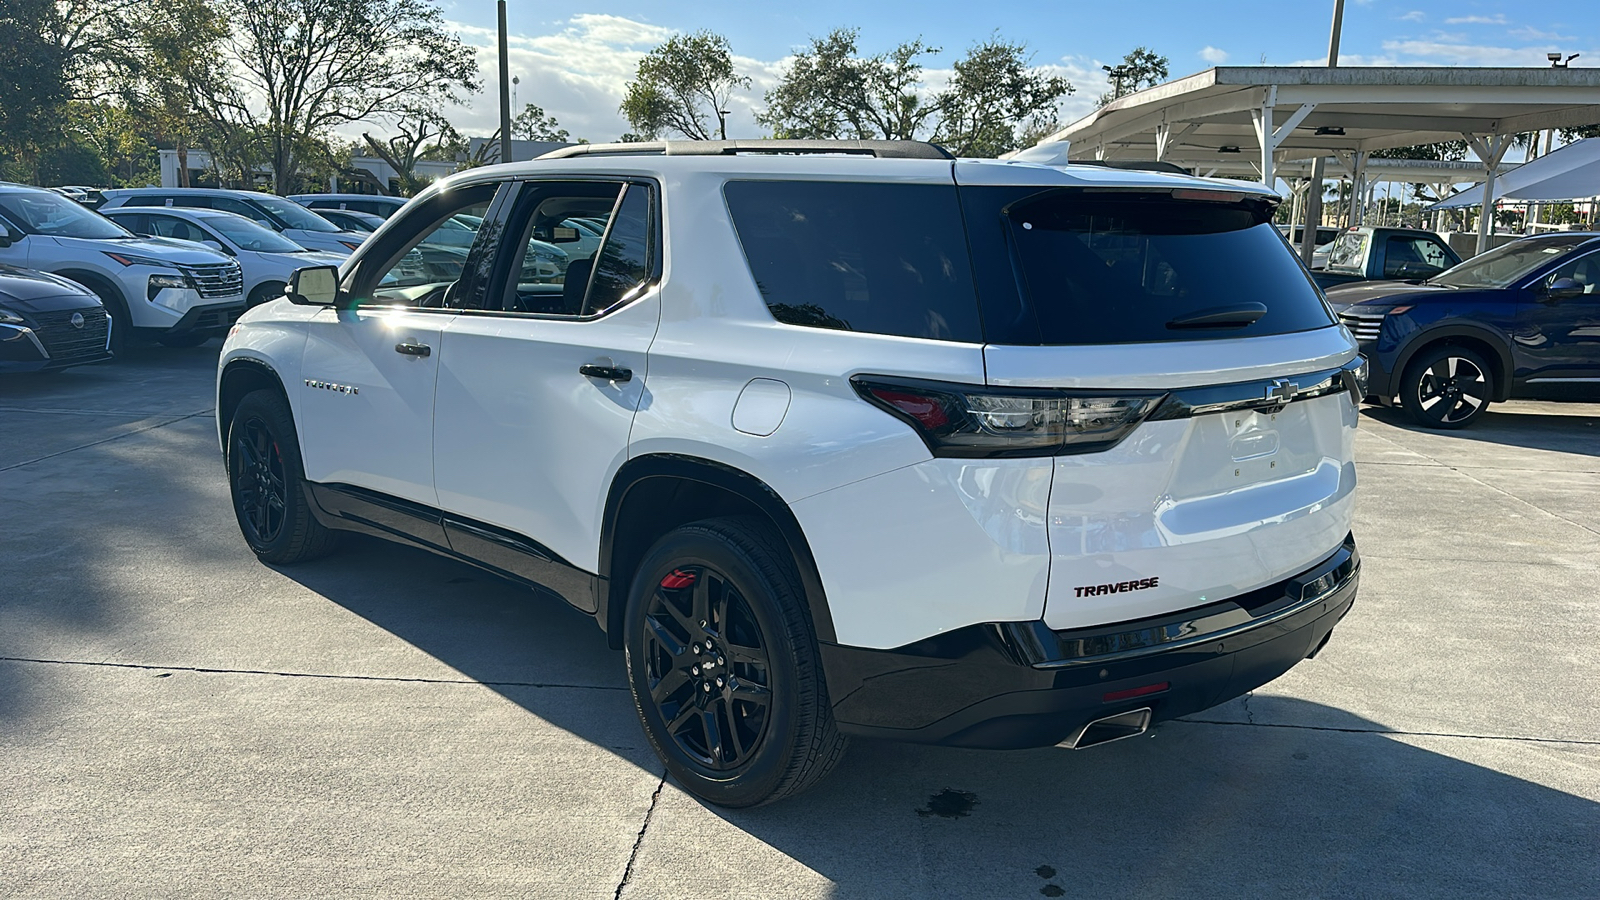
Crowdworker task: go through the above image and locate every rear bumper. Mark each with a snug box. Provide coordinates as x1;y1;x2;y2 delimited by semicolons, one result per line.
820;535;1359;749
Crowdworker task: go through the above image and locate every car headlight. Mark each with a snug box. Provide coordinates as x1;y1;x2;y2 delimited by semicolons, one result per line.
148;273;189;300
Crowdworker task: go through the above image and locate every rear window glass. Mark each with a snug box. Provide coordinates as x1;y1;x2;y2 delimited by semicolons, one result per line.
723;181;982;343
1324;231;1369;272
996;191;1332;345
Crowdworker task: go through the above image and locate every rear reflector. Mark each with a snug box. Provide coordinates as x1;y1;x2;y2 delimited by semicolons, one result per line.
1102;682;1170;703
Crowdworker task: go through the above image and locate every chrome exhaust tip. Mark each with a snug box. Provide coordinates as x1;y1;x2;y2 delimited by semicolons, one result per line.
1060;707;1153;750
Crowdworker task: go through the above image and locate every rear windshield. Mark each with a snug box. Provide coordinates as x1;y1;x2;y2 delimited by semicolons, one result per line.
723;181;982;343
1323;231;1370;272
980;189;1333;345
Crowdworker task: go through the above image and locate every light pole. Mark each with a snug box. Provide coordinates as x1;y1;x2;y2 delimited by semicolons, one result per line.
1299;0;1344;267
498;0;513;164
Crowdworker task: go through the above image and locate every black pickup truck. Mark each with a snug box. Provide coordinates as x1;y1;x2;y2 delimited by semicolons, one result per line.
1311;226;1462;290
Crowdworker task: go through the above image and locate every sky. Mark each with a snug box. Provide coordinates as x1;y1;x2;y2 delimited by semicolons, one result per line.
426;0;1599;144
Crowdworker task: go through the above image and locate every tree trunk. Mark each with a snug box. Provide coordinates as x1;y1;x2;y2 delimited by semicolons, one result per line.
177;138;190;187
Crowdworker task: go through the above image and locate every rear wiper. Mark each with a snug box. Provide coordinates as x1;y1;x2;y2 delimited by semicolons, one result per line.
1166;303;1269;329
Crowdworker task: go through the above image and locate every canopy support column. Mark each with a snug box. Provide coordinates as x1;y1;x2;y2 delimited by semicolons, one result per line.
1465;133;1513;255
1250;90;1316;188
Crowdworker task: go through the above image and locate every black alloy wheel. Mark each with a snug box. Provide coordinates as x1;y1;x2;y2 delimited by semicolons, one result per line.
643;564;773;770
226;389;341;564
1401;345;1493;429
233;416;287;546
624;517;846;807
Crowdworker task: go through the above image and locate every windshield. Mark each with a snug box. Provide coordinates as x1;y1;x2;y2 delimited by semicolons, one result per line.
1430;235;1594;289
0;191;131;240
254;196;342;232
1324;231;1369;272
205;214;307;253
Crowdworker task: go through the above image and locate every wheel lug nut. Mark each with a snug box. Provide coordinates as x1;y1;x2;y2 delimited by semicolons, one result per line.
717;656;725;666
692;643;701;654
691;666;700;675
716;677;725;688
700;620;708;628
702;683;711;693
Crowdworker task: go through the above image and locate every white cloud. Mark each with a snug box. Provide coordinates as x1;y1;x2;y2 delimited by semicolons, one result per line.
1444;14;1509;25
1199;46;1229;64
1508;25;1573;41
1381;38;1556;65
1398;10;1426;22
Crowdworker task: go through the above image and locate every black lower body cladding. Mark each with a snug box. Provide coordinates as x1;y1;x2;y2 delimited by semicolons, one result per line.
819;537;1359;750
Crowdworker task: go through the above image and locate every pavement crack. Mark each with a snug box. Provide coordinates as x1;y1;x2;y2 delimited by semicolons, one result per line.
1241;691;1256;724
1178;716;1600;746
0;410;212;472
615;774;667;900
0;656;629;692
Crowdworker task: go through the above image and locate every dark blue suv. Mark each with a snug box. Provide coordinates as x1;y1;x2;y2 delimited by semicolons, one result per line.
1326;233;1600;428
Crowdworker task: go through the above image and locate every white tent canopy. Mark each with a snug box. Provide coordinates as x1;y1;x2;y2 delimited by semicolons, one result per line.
1431;138;1600;209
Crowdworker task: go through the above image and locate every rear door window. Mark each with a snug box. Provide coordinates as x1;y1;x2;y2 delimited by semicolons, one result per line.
723;181;982;343
1383;235;1453;278
964;188;1333;345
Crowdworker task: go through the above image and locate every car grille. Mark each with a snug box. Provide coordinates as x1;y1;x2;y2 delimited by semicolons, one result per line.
179;262;244;299
188;305;245;331
31;308;111;361
1337;312;1384;343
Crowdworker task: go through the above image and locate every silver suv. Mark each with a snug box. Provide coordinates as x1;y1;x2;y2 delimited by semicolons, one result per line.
218;141;1363;806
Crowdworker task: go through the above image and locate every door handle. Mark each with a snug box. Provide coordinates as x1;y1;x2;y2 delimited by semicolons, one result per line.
579;363;632;382
394;341;431;357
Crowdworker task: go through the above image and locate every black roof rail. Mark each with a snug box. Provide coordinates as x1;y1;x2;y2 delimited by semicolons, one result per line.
1070;159;1192;175
539;139;955;161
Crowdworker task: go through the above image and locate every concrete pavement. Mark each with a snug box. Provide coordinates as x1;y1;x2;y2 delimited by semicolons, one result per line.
2;345;1597;898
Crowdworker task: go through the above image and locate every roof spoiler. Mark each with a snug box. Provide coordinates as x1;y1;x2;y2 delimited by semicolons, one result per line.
539;139;955;161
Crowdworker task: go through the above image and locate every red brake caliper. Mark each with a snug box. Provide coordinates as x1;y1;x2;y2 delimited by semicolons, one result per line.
659;569;697;589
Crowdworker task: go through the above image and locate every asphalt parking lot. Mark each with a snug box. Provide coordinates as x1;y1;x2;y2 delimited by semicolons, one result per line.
2;345;1597;899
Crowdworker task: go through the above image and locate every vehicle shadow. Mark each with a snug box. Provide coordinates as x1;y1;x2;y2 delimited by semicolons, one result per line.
280;535;1600;899
1361;403;1600;458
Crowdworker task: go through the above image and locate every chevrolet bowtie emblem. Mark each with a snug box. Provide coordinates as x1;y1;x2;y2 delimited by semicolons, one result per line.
1266;379;1299;402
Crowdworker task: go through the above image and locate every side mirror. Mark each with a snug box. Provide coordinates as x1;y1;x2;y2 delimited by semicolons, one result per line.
201;239;233;256
287;265;340;306
1545;277;1584;301
0;230;15;249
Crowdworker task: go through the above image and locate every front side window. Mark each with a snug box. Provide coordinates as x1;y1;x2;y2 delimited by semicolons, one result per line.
0;191;131;240
148;215;212;244
724;180;982;342
1545;251;1600;295
1383;236;1454;279
349;183;499;308
492;180;655;317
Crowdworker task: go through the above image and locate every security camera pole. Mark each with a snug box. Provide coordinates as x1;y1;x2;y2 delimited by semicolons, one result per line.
1300;0;1344;267
498;0;513;165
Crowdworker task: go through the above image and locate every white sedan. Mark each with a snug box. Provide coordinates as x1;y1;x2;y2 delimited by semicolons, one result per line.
104;207;349;307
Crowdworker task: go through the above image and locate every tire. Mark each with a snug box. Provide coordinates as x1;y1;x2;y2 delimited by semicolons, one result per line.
226;389;341;564
1399;345;1494;429
61;274;131;357
247;282;286;308
624;516;847;807
156;331;211;348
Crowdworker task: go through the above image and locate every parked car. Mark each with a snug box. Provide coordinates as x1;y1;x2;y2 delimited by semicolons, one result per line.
103;207;349;307
48;186;107;208
289;193;407;219
0;183;244;350
1277;224;1340;249
1312;226;1461;290
217;140;1363;807
99;188;365;255
306;208;386;234
0;264;113;372
1328;232;1600;428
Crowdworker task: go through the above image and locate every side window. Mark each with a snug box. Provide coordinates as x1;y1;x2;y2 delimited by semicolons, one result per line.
209;197;272;227
1546;252;1600;295
494;180;654;317
113;213;149;235
348;183;500;309
149;215;206;243
1384;236;1450;278
723;180;982;342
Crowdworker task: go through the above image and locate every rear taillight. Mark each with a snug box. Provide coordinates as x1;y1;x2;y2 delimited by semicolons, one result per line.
852;376;1162;458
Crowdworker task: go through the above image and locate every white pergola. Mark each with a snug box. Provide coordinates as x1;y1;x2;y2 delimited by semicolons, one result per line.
1040;66;1600;252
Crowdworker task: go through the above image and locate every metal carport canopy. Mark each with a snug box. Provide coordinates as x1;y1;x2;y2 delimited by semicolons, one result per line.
1038;66;1600;251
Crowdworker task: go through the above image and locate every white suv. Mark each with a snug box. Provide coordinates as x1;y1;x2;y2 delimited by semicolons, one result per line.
0;184;245;349
217;141;1363;807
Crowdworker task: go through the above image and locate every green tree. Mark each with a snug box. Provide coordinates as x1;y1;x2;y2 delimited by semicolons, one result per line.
197;0;479;193
513;103;573;142
620;31;749;140
758;28;939;141
0;0;70;180
933;37;1073;158
1098;46;1169;105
